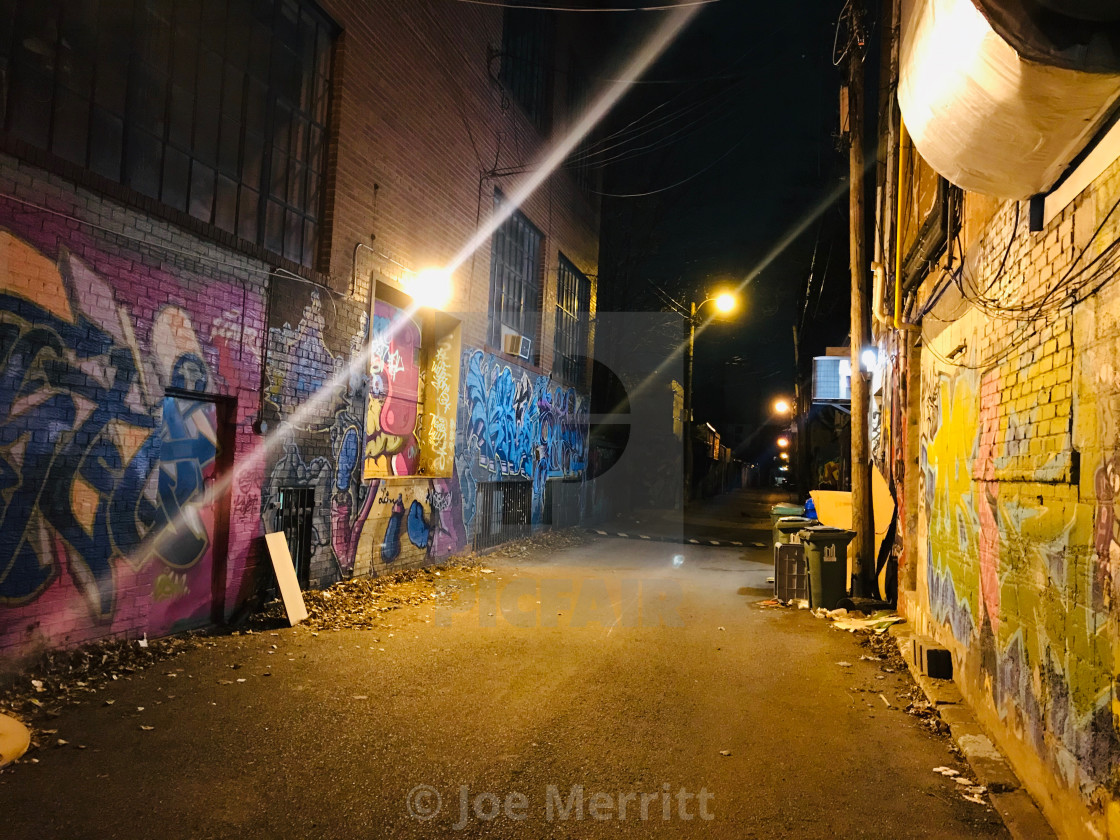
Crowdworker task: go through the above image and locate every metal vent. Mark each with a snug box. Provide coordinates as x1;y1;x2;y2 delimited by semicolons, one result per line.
274;487;314;587
473;481;532;550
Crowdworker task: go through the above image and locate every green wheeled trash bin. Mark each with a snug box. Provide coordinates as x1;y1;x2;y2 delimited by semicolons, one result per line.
775;516;816;544
798;525;856;610
770;503;804;544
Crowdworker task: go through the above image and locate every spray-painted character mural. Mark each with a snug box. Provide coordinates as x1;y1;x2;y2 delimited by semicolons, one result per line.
364;299;424;477
265;286;467;575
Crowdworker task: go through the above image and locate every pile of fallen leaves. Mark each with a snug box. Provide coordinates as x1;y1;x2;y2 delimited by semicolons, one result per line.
247;529;594;629
247;560;484;631
482;527;596;559
861;626;907;664
0;634;206;725
904;691;950;736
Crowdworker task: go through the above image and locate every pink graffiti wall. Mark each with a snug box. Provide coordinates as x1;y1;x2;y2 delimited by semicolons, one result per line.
0;193;265;660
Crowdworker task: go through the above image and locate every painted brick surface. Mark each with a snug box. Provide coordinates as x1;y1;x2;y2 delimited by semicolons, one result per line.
0;154;267;660
912;165;1120;838
0;0;599;662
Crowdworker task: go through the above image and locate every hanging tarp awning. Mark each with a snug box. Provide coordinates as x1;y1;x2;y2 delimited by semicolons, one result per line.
898;0;1120;199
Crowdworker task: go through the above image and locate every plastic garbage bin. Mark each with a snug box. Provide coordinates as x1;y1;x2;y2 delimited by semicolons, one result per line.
775;516;817;544
770;503;804;544
773;543;808;601
798;525;857;610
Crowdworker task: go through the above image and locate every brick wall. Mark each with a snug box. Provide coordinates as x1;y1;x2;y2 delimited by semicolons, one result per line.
0;154;267;662
912;163;1120;837
309;0;598;564
0;0;600;664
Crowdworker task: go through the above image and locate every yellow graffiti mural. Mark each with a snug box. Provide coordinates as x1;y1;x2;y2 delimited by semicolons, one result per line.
922;335;1114;807
923;365;982;637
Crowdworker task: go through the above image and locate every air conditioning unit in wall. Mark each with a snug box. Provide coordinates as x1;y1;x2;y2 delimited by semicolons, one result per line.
501;328;532;360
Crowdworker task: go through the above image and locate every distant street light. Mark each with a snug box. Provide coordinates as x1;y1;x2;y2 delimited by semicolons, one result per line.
684;290;741;502
772;398;797;490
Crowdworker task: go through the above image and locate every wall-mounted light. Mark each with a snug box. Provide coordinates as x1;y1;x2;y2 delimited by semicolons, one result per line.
403;267;454;310
860;347;878;372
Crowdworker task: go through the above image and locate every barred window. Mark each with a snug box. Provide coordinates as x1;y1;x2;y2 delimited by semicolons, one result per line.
554;254;590;387
0;0;335;269
500;7;552;131
488;192;542;363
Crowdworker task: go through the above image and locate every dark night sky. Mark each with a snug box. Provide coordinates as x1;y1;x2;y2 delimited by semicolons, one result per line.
591;0;861;459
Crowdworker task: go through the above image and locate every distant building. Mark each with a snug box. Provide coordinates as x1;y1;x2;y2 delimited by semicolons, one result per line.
0;1;601;661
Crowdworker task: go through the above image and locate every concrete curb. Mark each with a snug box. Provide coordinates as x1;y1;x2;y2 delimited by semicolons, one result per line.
890;627;1057;840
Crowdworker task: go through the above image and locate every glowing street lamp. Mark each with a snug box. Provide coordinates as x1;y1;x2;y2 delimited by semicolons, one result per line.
773;398;791;415
777;436;789;448
780;452;789;461
684;289;741;502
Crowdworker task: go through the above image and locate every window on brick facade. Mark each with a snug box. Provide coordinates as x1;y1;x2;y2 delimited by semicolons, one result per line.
0;0;334;269
554;254;590;388
488;192;543;364
500;7;553;131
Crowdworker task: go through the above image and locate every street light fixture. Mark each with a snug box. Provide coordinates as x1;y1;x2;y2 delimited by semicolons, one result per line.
777;436;789;448
683;290;741;502
773;398;791;415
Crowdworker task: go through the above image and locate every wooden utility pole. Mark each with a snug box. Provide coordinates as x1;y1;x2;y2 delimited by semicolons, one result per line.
683;302;696;504
848;0;875;596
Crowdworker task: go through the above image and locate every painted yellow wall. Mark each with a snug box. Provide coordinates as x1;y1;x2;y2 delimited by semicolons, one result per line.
910;161;1120;838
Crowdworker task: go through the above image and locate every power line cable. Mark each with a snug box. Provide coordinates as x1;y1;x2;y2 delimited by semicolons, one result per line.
449;0;722;11
589;133;748;197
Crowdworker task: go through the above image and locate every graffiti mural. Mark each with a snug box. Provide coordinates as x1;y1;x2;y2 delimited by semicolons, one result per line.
265;285;467;575
0;228;259;652
364;299;424;478
920;343;1116;812
368;472;466;565
264;282;375;577
459;349;588;527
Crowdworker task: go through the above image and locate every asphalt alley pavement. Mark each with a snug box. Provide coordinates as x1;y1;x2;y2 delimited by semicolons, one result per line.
602;488;801;546
0;536;1009;839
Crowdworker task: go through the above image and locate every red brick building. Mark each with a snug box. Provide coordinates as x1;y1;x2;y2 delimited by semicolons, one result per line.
0;0;600;662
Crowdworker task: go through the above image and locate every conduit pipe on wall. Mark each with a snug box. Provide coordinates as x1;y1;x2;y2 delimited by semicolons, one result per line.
894;116;905;329
898;0;1120;199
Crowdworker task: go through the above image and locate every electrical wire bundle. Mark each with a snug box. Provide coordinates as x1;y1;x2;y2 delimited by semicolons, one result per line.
923;191;1120;370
